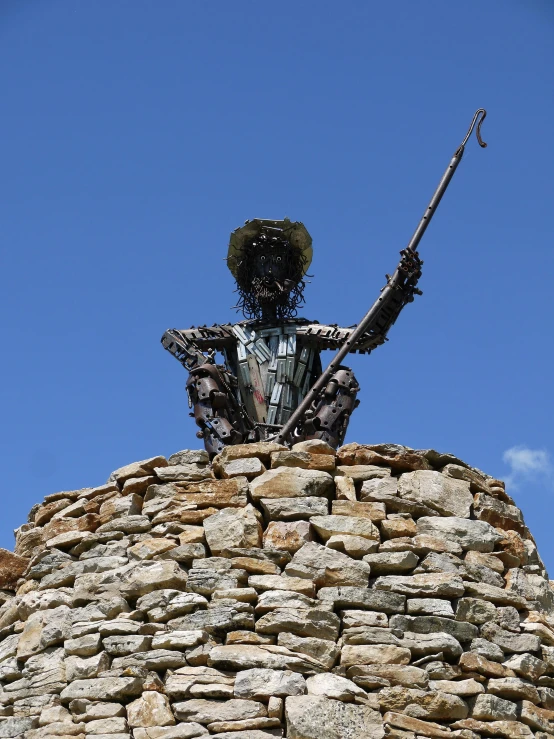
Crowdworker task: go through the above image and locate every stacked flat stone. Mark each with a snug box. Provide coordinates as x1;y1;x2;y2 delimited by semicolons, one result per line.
1;441;554;739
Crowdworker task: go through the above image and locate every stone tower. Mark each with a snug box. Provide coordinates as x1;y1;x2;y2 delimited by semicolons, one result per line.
1;441;553;739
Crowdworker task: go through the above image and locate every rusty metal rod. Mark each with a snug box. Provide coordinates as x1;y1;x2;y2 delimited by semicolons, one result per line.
276;108;487;446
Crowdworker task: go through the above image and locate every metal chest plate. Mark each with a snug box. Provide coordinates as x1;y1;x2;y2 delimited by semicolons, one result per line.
230;323;315;426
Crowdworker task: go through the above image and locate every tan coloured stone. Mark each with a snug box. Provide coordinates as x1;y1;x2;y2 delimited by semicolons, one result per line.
33;499;72;526
122;475;157;496
291;439;336;455
519;700;554;732
336;465;392;482
179;526;206;544
332;499;386;521
383;711;456;738
429;679;485;696
248;575;315;597
379;685;469;720
230;556;280;575
340;645;411;666
459;651;515;678
451;718;533;739
263;521;313;553
337;443;431;471
99;493;143;519
0;549;29;591
381;518;417;539
270;451;335;472
250;467;334;500
326;534;379;558
110;455;168;484
346;664;428;688
127;691;176;728
311;514;380;542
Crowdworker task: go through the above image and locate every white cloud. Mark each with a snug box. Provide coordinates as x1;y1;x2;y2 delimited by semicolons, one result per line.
503;445;552;490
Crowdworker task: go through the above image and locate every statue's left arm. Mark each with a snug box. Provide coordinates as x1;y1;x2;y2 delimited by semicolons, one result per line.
297;248;423;355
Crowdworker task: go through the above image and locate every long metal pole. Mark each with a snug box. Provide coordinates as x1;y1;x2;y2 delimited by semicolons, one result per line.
276;109;487;446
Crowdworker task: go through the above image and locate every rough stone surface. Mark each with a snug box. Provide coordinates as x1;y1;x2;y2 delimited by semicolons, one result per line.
2;442;553;739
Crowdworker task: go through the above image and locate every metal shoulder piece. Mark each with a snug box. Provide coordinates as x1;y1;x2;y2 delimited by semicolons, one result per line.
161;325;235;371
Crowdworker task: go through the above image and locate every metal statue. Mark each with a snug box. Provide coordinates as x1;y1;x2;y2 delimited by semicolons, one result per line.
162;110;487;456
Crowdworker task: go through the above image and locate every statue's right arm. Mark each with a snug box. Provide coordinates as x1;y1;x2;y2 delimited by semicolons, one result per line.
161;325;235;371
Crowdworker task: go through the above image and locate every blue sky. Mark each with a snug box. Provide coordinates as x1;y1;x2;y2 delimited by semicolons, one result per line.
1;1;553;567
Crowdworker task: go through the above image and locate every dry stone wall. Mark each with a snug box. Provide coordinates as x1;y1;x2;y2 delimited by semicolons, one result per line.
1;441;554;739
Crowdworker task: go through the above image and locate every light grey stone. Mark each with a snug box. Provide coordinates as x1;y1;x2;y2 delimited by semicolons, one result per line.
203;506;262;555
471;693;518;721
417;516;503;552
234;668;306;699
169;449;210;465
151;631;208;651
168;603;254;635
389;614;478;642
60;676;144;702
137;590;208;623
255;608;340;641
470;637;506;661
208;644;322;674
285;695;385;739
103;635;152;656
172;698;266;724
187;568;248;596
397;470;473;517
111;648;188;670
0;717;38;737
285;543;369;587
400;631;463;659
155;464;213;482
488;677;540;703
373;573;465;598
255;590;319;614
306;673;365;701
65;651;110;681
260;497;329;522
363;551;418;575
317;587;405;614
277;633;340;670
455;597;497;625
65;633;102;656
481;623;541;654
504;652;547;681
119;560;188;598
406;599;454;617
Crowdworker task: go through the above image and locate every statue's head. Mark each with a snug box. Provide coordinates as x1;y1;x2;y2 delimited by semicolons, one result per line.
227;219;313;320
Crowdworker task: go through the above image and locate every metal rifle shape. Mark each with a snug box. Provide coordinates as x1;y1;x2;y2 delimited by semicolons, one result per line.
275;109;488;446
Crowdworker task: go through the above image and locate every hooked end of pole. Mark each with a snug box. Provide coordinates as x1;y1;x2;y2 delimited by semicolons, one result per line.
455;108;488;156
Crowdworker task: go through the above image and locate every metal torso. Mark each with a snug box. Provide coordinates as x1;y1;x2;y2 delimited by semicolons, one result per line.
224;319;322;432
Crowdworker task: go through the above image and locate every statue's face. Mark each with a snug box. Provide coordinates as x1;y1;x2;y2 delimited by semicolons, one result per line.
235;232;305;319
249;243;298;310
